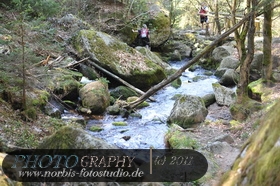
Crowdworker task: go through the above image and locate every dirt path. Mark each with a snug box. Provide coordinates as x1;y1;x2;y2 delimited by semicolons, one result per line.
187;103;242;185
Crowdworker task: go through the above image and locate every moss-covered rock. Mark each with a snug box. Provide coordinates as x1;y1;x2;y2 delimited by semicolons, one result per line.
127;96;150;109
230;97;262;121
146;4;170;47
89;126;103;132
112;121;127;126
110;86;138;100
79;80;110;114
171;77;182;89
39;126;117;149
219;100;280;186
79;64;100;80
71;29;166;90
247;78;274;102
165;124;199;149
46;68;82;100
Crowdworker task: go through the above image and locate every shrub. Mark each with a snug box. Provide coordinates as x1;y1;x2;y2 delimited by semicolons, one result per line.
11;0;59;19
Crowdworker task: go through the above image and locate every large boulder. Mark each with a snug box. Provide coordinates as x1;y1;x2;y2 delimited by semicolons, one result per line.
212;83;236;106
218;100;280;186
218;69;239;86
167;95;208;128
71;29;166;90
147;4;171;47
160;41;192;61
212;46;236;63
217;56;239;70
250;53;263;81
79;80;110;114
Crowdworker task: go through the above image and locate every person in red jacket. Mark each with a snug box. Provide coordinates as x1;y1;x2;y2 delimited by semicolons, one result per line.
198;2;209;30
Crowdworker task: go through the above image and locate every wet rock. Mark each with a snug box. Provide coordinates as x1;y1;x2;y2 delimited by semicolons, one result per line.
161;42;192;60
44;102;62;119
127;96;149;109
214;68;227;78
122;136;131;141
106;104;120;115
89;126;103;132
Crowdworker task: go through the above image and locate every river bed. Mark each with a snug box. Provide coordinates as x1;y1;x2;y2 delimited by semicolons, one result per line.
63;59;218;149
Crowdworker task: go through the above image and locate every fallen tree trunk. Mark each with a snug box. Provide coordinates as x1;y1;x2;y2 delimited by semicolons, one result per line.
87;59;156;102
64;57;90;68
125;11;255;111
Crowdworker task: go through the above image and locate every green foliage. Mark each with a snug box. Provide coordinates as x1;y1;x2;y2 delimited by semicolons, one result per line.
22;107;38;120
11;0;59;19
98;77;110;84
16;128;38;147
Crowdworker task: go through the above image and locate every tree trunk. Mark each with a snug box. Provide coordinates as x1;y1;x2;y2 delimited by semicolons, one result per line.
126;11;255;111
262;0;273;81
236;0;256;103
214;0;221;35
232;0;249;63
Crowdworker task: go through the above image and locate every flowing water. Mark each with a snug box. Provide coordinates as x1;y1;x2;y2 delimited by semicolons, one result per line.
63;59;218;149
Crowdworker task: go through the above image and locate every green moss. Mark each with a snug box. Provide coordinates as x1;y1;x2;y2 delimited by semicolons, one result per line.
23;107;38;120
219;100;280;186
110;86;138;100
89;126;103;132
230;96;263;121
112;121;127;126
149;12;170;32
39;126;82;149
178;96;186;104
31;90;50;107
248;78;265;101
165;124;199;149
165;128;199;149
229;120;241;127
126;96;149;108
171;78;182;89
